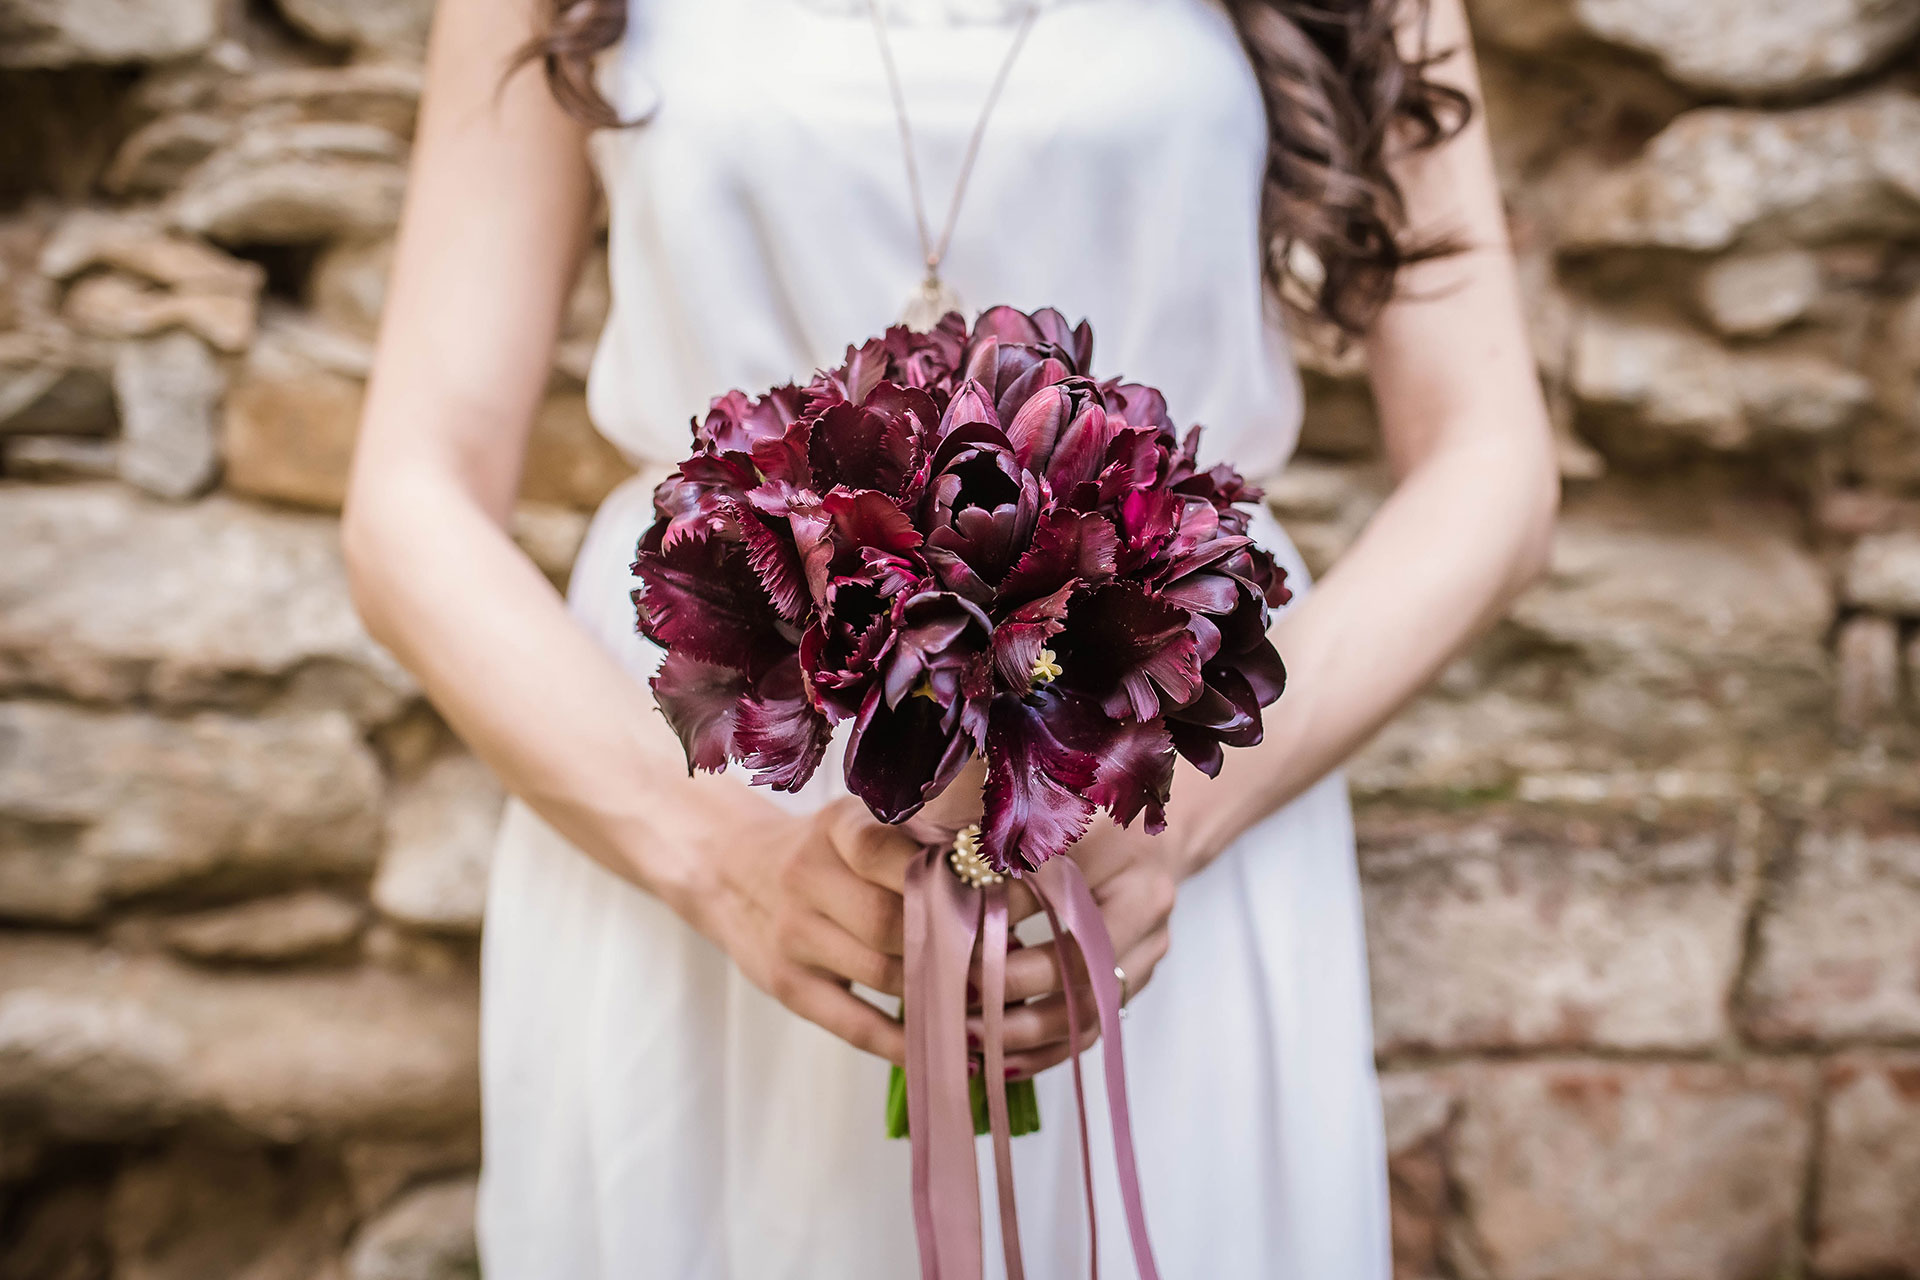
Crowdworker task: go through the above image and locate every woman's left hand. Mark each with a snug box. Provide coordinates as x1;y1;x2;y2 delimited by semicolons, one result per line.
970;814;1203;1078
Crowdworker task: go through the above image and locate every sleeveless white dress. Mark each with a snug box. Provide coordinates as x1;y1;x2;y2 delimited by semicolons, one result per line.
477;0;1391;1274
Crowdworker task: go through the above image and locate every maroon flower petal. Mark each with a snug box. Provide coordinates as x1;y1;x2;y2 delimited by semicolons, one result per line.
939;379;1000;440
845;684;977;824
808;383;934;497
1084;716;1175;831
736;507;809;622
821;488;923;557
650;650;749;774
632;533;787;674
1167;719;1225;777
989;579;1075;688
1055;582;1202;721
877;590;993;709
979;690;1101;873
1235;640;1289;706
735;654;833;792
997;510;1118;607
1021;687;1177;833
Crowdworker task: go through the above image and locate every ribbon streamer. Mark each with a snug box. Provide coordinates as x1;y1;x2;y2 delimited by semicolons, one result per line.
903;846;1162;1280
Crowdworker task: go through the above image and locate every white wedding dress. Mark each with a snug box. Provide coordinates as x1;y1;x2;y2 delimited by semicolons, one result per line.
477;0;1391;1274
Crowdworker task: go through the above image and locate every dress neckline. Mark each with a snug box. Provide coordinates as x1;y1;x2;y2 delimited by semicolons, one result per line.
787;0;1088;28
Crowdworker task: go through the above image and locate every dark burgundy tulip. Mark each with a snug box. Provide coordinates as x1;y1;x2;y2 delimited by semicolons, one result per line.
693;384;805;457
1053;581;1203;723
922;421;1042;589
733;652;834;791
980;690;1101;872
1100;379;1175;435
844;683;979;824
650;650;832;793
650;650;751;774
807;382;936;499
882;315;968;393
1005;377;1115;492
649;452;759;551
995;509;1118;608
976;685;1176;873
633;525;793;676
875;589;993;711
971;305;1093;369
799;575;893;722
843;588;997;821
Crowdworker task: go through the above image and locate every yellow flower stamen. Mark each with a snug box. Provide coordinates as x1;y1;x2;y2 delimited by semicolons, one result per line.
911;679;938;701
1030;647;1063;687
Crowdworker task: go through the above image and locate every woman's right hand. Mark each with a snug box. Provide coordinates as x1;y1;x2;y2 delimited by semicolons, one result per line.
670;794;919;1064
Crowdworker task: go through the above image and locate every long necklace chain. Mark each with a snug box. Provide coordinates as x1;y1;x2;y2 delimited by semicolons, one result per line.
865;0;1041;327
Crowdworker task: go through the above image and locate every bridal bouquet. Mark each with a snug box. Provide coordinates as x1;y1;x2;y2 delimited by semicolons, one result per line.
632;306;1289;1279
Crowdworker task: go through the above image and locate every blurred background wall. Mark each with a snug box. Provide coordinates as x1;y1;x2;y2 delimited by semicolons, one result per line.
0;1;1917;1277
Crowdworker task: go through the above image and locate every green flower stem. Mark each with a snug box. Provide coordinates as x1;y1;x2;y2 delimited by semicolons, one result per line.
887;1063;1040;1138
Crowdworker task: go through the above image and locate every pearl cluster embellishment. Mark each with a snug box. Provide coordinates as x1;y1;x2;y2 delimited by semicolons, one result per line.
947;824;1004;888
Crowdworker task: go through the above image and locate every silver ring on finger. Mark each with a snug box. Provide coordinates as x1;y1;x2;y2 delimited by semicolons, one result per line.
1115;964;1131;1018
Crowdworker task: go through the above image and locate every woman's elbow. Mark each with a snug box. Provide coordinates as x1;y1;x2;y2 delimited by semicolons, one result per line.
1511;441;1562;590
339;469;404;646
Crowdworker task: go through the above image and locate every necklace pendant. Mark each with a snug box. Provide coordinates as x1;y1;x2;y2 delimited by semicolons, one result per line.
901;272;964;331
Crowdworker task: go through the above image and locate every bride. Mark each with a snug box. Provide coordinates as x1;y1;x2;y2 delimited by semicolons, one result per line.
343;0;1556;1273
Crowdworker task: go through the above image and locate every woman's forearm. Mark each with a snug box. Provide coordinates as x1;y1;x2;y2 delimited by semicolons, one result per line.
1175;426;1558;865
342;467;781;918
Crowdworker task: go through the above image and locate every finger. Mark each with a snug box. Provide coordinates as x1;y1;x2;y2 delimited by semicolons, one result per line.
996;939;1068;1004
989;872;1160;1003
1114;926;1170;1006
970;991;1101;1057
784;909;905;996
999;930;1167;1078
826;802;920;893
1002;1041;1075;1080
1004;879;1043;926
801;855;906;956
773;967;907;1064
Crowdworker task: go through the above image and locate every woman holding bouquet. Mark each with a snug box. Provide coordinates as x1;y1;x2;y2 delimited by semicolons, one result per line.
342;0;1557;1273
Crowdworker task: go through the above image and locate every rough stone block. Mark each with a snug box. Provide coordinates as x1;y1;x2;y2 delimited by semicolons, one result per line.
112;330;223;500
0;0;220;67
1815;1054;1920;1278
0;936;478;1142
1744;823;1920;1043
1562;94;1920;254
0;702;383;923
1450;1060;1814;1280
154;890;367;965
1844;531;1920;616
1362;809;1750;1054
373;754;504;936
1472;0;1920;97
1835;614;1903;733
0;482;414;720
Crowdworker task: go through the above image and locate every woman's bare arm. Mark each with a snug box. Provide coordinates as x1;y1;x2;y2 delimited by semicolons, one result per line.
991;0;1560;1046
1174;0;1559;862
343;0;913;1061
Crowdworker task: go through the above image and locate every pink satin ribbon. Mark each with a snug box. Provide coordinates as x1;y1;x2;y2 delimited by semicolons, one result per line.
903;847;1162;1280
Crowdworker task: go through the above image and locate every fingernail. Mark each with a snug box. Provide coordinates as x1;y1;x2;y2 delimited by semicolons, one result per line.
1004;1067;1023;1081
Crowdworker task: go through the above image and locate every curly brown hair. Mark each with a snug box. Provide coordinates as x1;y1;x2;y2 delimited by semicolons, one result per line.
517;0;1470;337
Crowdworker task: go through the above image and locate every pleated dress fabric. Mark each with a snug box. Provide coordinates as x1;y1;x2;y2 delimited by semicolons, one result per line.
477;0;1393;1274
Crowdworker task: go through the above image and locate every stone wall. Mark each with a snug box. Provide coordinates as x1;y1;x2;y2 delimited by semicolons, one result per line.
1;1;1917;1276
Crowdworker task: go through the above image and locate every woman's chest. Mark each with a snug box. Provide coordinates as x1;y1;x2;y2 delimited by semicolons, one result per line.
617;0;1268;200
